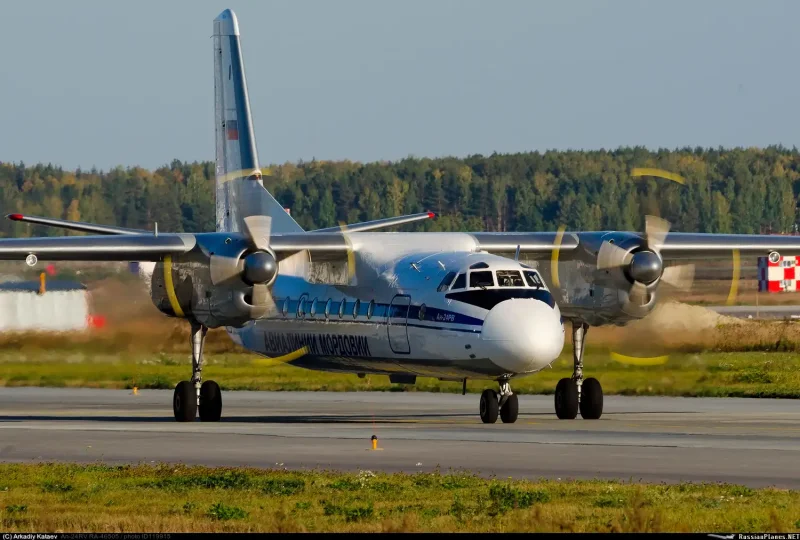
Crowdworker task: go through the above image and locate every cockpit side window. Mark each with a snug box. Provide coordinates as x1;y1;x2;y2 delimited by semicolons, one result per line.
524;270;544;288
451;273;466;290
437;271;457;292
496;270;525;287
469;271;495;289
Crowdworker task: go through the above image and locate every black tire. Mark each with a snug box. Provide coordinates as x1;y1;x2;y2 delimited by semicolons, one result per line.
555;378;578;420
173;380;197;422
500;393;519;424
579;377;603;420
479;389;499;424
199;380;223;422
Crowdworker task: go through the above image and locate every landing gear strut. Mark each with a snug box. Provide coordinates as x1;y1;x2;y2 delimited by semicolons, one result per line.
554;321;603;420
173;322;222;422
479;379;518;424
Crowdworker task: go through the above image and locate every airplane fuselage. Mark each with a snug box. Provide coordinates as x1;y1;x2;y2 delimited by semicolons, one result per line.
227;236;566;380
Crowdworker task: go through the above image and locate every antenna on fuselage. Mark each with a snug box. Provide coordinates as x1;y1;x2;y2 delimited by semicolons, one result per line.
514;245;521;261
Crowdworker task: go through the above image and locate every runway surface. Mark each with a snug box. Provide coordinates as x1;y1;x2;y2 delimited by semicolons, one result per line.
1;388;799;488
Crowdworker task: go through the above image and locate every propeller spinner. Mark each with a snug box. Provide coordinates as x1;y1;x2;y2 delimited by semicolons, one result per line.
209;215;279;319
597;215;695;316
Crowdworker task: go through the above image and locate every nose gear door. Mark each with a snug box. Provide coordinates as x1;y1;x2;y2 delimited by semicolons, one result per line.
387;294;411;354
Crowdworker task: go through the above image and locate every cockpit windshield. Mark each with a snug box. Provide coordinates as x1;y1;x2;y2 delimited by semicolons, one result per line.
496;270;525;287
437;271;457;292
469;271;495;289
524;270;544;288
444;267;545;291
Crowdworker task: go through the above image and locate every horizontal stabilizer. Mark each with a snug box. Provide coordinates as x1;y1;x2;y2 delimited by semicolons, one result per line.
311;212;435;234
7;214;147;235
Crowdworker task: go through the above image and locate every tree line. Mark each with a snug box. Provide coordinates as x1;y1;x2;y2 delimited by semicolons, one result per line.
1;146;798;238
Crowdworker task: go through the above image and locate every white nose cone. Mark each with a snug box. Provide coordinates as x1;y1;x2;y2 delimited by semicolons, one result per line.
481;299;564;373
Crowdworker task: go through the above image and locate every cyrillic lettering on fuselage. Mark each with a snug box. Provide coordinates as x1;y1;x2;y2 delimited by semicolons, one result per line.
264;332;372;358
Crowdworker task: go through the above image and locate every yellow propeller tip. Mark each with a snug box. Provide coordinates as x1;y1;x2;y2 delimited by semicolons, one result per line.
631;168;686;185
610;351;669;366
252;346;309;366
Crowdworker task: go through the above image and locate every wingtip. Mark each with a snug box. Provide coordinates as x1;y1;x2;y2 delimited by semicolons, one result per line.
427;212;436;219
7;213;23;221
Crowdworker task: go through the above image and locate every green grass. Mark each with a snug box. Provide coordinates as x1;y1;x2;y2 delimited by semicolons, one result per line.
0;463;798;532
1;349;800;397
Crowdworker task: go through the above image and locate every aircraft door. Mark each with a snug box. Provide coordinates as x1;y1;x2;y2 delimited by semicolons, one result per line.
387;294;411;354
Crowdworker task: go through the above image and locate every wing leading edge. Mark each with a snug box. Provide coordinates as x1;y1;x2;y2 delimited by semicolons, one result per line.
660;233;800;259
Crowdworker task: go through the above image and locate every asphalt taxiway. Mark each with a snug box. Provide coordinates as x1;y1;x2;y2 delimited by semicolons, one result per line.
1;388;799;488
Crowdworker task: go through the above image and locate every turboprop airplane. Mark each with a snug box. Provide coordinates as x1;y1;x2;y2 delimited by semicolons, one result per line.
5;9;800;425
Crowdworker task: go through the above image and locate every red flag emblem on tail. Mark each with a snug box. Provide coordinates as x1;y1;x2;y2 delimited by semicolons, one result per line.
226;120;239;141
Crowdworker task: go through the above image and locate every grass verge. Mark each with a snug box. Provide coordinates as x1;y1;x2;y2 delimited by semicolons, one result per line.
1;350;800;398
0;463;798;532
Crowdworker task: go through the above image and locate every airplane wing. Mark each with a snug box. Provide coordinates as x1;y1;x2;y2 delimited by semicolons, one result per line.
0;234;197;261
471;232;580;257
473;230;800;261
659;233;800;259
0;230;350;263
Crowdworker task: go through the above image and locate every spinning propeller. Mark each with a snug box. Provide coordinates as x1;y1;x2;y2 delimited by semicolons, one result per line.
209;215;279;318
597;215;696;316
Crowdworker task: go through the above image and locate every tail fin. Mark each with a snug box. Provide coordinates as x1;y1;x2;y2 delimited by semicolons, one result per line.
212;9;303;234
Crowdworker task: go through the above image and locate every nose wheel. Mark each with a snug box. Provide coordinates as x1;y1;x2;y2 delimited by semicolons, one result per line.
172;322;223;422
555;321;603;420
479;380;519;424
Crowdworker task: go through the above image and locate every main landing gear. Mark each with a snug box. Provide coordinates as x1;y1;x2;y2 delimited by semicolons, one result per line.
173;322;222;422
479;379;519;424
554;321;603;420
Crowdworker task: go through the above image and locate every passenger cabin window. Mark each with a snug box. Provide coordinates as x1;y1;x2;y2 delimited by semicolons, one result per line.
367;300;375;319
310;298;318;317
451;273;466;290
352;299;360;319
470;271;495;289
497;270;525;287
437;271;457;292
282;297;289;317
297;297;306;318
524;271;544;288
338;299;346;319
324;299;332;319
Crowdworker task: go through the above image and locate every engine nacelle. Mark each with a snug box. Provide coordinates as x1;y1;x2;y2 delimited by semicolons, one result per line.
594;233;662;320
149;255;258;329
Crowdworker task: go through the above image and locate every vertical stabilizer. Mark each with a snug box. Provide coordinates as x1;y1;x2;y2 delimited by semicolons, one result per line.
212;9;304;234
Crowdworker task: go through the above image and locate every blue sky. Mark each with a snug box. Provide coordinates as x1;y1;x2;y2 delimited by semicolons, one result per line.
1;0;798;171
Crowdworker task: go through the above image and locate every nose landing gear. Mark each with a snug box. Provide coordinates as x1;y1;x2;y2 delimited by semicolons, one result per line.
479;379;519;424
555;321;603;420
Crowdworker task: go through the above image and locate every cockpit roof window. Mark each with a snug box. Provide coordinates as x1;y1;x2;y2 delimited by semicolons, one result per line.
451;273;466;290
437;271;457;292
469;270;494;289
524;270;544;288
469;261;490;270
496;270;525;287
